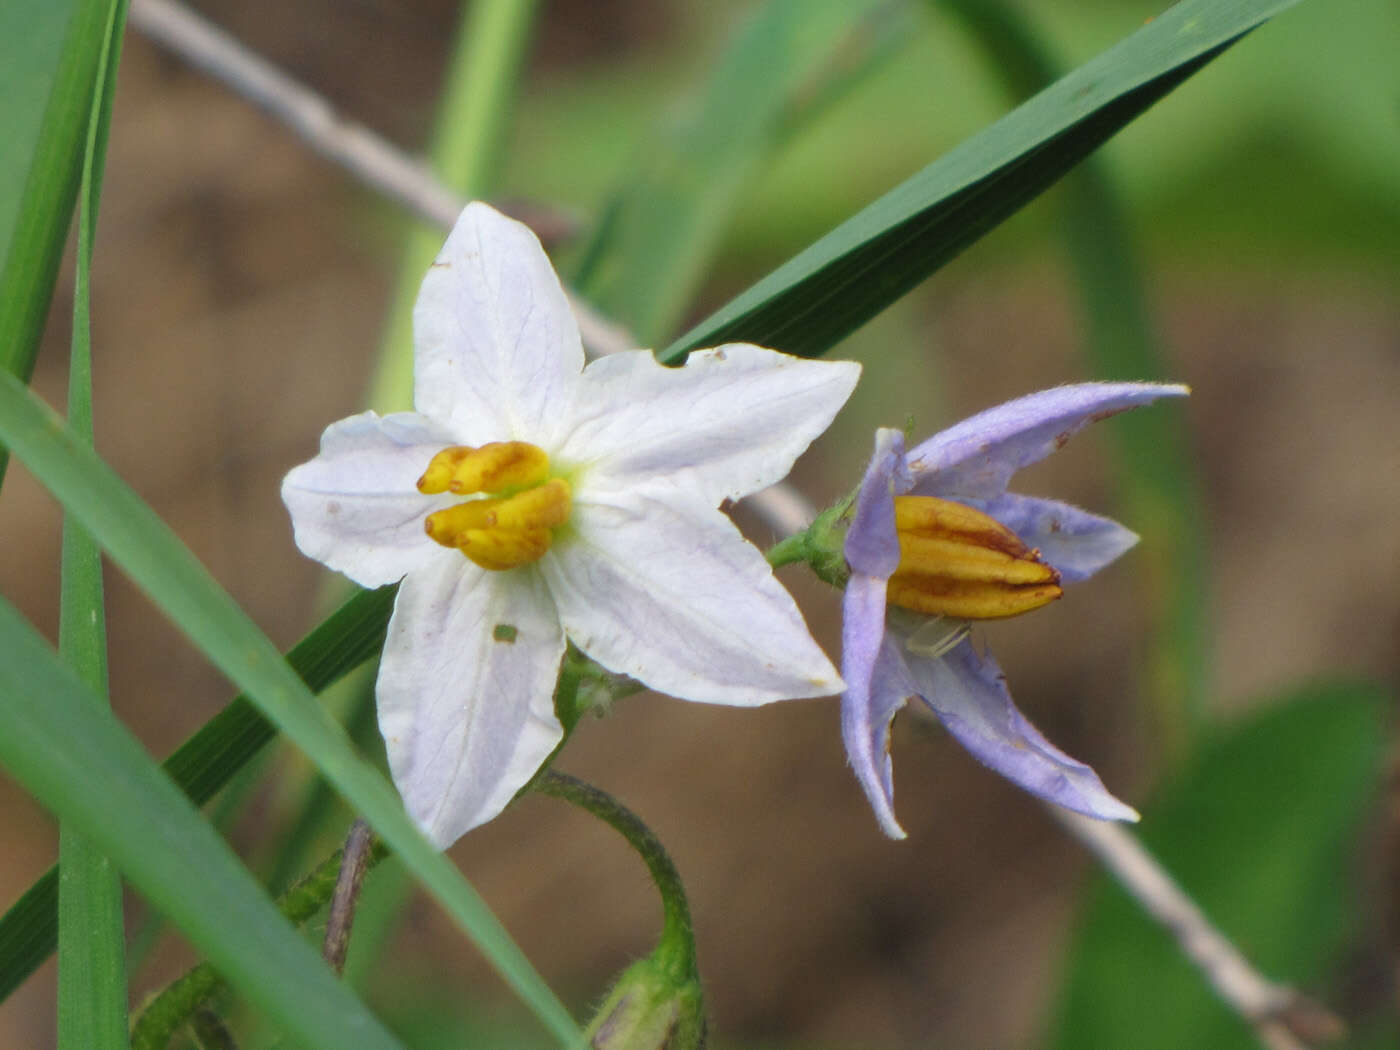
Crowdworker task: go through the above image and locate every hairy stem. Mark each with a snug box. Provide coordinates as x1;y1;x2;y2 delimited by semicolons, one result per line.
533;772;696;981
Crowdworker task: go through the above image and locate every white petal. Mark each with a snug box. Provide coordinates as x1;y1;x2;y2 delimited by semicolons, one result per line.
376;553;566;847
412;202;584;447
979;493;1139;584
556;345;860;504
281;411;458;588
540;488;842;705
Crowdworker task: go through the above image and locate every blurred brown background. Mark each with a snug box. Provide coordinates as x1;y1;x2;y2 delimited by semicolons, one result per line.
2;1;1398;1047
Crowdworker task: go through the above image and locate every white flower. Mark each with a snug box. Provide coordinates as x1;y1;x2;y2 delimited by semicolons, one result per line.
283;203;859;847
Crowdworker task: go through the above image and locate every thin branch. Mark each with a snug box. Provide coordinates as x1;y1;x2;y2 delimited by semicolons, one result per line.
322;819;378;976
127;0;816;538
1050;808;1346;1050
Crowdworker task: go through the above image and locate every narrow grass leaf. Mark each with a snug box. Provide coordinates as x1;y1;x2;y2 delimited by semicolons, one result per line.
0;377;579;1045
659;0;1303;363
0;585;395;1002
56;0;129;1045
0;0;112;486
0;598;405;1050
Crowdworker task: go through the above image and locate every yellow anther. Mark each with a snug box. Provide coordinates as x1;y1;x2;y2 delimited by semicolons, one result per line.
417;441;550;496
885;495;1061;620
454;527;553;572
424;477;572;571
484;478;571;530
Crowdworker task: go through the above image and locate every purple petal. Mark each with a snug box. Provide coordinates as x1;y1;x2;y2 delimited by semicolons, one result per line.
905;382;1189;501
979;493;1139;585
843;428;910;578
905;638;1139;822
840;577;915;838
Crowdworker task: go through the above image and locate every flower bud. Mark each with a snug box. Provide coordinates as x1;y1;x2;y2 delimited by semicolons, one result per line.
583;956;706;1050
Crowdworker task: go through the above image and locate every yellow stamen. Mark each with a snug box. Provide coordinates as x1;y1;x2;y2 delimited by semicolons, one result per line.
886;495;1061;620
423;462;571;571
454;526;553;572
417;442;550;496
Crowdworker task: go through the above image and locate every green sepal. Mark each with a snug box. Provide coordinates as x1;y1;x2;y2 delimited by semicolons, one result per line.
582;954;706;1050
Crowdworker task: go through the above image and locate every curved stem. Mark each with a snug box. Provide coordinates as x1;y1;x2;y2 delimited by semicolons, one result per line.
532;772;696;981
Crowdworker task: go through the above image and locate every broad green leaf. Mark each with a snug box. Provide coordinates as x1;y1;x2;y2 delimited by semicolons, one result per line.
0;0;110;485
0;585;395;1003
0;598;404;1050
943;0;1210;753
659;0;1303;363
1050;681;1392;1049
56;0;129;1045
574;0;912;346
0;376;578;1044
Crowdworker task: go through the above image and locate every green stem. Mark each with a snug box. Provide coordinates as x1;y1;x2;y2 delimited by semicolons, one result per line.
128;831;388;1050
765;531;809;569
532;772;697;982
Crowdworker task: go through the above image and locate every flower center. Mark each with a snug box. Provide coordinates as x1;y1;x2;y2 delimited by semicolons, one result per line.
885;496;1062;620
417;442;572;571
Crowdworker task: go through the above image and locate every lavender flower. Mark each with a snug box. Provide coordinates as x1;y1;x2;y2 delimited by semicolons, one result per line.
841;383;1189;838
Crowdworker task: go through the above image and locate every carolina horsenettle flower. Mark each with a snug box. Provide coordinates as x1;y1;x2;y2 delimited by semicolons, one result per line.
284;202;859;847
841;383;1188;838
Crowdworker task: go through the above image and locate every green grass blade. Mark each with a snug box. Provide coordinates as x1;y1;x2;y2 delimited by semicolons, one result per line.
0;585;395;1003
56;0;129;1045
0;0;110;485
0;599;405;1050
658;0;1302;363
943;0;1211;754
574;0;911;346
0;374;579;1044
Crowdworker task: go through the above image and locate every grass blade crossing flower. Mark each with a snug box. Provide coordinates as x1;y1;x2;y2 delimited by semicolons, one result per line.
284;202;859;847
840;383;1188;838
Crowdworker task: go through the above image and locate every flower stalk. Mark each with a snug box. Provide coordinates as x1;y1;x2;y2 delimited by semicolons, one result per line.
532;772;695;981
533;771;704;1050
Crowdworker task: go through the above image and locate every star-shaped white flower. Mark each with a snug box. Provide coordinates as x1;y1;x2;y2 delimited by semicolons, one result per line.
283;203;859;847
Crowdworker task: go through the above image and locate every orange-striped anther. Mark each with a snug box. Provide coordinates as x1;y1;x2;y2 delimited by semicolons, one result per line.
885;496;1061;619
417;442;550;496
420;442;570;571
